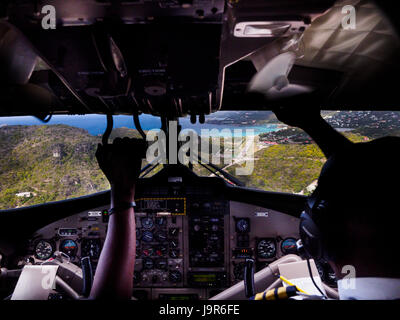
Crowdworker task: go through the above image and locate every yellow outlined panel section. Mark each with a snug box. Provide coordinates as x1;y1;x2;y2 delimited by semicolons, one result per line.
135;197;186;215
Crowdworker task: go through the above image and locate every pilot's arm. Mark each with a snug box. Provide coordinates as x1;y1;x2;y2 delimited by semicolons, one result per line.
273;106;352;158
89;137;144;299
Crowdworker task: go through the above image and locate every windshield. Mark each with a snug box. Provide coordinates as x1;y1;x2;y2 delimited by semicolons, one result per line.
181;111;400;194
1;111;399;209
0;114;160;209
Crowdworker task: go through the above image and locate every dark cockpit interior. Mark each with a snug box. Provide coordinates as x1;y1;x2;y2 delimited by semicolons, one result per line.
1;0;400;302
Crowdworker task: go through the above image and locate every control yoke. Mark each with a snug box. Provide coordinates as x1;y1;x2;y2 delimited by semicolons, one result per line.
244;258;256;298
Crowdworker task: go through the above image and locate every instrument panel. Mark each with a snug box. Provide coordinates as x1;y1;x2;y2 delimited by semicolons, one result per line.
23;172;336;300
26;202;308;299
134;204;184;288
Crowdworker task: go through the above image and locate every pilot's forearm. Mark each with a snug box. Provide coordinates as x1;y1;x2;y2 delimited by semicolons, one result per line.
89;186;136;300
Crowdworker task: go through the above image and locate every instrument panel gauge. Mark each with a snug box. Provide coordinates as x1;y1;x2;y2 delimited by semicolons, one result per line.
81;238;102;260
169;239;178;248
142;247;154;257
34;240;54;260
169;228;179;237
155;245;167;256
59;239;78;258
257;239;276;259
236;218;250;233
143;258;154;269
58;228;78;237
315;260;337;286
281;238;298;255
169;270;182;283
155;217;166;226
155;230;167;242
141;217;154;230
155;259;168;270
142;230;154;242
169;249;179;258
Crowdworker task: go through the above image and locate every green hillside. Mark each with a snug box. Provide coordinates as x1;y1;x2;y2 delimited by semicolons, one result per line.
0;125;109;209
227;131;368;194
226;144;326;194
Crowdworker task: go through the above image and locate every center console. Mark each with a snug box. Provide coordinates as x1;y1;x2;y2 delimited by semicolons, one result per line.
134;199;185;288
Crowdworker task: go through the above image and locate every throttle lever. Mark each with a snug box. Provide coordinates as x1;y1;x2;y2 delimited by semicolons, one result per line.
81;256;93;298
244;258;255;298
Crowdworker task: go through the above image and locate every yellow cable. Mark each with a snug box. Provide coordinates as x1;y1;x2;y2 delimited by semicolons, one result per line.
279;275;310;295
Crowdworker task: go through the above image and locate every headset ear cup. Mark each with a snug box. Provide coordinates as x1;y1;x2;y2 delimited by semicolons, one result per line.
299;211;323;260
313;201;335;262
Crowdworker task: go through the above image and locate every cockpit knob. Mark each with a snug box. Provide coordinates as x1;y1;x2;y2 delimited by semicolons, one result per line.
192;202;200;209
169;270;182;283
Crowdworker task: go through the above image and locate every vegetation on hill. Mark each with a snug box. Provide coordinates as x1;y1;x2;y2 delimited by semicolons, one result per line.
0;125;109;209
226;144;326;194
109;127;144;140
227;131;368;194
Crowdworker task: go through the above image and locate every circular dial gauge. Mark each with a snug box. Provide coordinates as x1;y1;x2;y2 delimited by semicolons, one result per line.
155;259;168;270
141;217;154;230
81;239;101;259
143;258;154;269
155;231;167;242
169;249;179;258
257;239;276;259
169;270;182;283
155;245;167;256
281;238;298;255
142;230;154;242
60;239;78;258
35;240;54;260
169;228;179;237
236;219;250;232
133;271;142;284
142;247;154;257
155;217;166;226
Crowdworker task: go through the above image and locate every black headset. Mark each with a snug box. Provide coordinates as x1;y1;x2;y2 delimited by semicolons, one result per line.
299;189;333;262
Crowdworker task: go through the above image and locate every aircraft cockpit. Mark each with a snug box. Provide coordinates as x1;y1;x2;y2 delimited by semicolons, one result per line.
1;0;400;303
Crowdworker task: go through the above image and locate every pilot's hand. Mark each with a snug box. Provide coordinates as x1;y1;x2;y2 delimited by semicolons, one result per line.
273;106;322;129
95;137;147;192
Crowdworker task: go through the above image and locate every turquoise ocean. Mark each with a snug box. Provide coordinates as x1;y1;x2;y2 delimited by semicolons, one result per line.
0;114;281;137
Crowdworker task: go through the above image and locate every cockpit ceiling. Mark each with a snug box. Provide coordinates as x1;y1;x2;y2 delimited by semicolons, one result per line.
221;0;400;111
1;1;400;118
296;0;400;107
